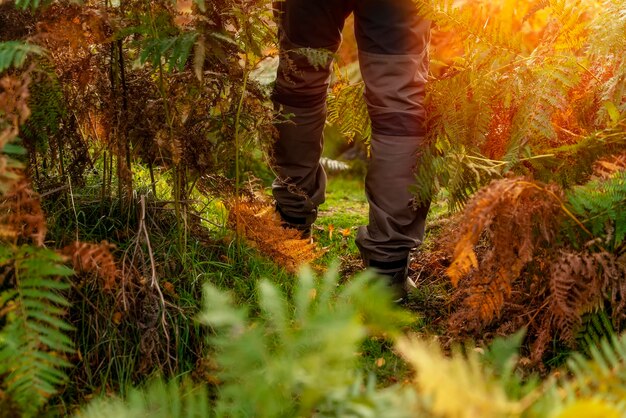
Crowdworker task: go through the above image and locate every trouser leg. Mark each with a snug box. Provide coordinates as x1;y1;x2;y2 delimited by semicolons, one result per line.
271;0;353;227
354;0;432;264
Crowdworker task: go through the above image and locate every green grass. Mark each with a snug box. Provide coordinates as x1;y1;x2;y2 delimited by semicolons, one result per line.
312;174;437;385
315;174;368;265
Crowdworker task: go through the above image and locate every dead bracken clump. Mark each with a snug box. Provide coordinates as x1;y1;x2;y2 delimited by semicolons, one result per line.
60;241;119;291
226;194;322;273
0;177;47;246
442;174;626;364
446;177;563;325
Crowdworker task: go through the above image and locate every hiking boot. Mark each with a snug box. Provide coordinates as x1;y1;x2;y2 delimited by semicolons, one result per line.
276;205;312;241
367;257;410;303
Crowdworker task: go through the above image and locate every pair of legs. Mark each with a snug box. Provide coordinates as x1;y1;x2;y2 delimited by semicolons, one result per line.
272;0;431;270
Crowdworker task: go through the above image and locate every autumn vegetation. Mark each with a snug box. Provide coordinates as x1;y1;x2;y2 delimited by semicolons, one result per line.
1;0;625;417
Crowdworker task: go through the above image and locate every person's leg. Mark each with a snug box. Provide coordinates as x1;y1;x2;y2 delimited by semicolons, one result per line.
354;0;431;272
271;0;353;229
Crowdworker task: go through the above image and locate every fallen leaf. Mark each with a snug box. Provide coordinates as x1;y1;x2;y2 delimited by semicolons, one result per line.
112;312;123;325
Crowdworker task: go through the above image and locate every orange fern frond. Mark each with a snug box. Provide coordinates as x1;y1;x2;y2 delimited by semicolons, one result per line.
482;102;515;160
549;249;626;344
0;74;31;193
60;241;119;290
447;178;563;323
593;153;626;179
227;195;321;273
0;177;47;246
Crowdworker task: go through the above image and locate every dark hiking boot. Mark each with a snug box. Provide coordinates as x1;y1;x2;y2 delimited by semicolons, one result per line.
368;257;410;303
276;205;312;241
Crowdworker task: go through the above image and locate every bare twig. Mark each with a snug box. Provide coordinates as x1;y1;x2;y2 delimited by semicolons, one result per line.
137;195;170;349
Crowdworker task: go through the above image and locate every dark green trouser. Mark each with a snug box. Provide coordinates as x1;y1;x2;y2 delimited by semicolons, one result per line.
272;0;431;265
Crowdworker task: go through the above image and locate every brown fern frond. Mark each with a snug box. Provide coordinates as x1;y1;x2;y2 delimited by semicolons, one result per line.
0;177;46;246
226;194;321;273
448;178;563;327
60;241;119;290
549;249;626;344
593;153;626;179
531;314;554;365
482;102;514;160
0;74;31;193
37;4;111;52
0;75;31;134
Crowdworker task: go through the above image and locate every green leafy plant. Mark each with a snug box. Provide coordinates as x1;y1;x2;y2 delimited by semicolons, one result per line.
75;379;210;418
73;263;626;418
0;245;74;417
562;334;626;409
138;32;199;73
13;0;55;11
75;266;415;417
0;42;43;73
199;265;412;417
565;170;626;251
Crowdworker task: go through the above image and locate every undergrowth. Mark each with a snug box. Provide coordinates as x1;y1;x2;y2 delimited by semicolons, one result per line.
2;0;626;416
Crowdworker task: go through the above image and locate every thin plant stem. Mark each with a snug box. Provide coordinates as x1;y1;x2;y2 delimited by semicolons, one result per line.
234;55;250;247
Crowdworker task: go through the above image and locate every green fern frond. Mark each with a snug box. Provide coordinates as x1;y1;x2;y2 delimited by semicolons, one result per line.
0;42;44;73
0;245;74;418
327;70;371;144
563;333;626;407
21;70;66;153
414;148;503;211
566;170;626;250
537;126;626;186
548;0;592;51
139;32;199;72
506;56;581;160
77;266;415;418
230;2;276;58
13;0;54;10
588;0;626;58
576;310;616;357
75;379;210;418
413;0;525;54
589;0;626;119
294;48;335;71
198;265;411;417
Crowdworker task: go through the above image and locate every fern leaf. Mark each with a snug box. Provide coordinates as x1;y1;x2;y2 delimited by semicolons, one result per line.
0;246;74;418
0;42;44;73
396;336;520;418
506;56;581;160
75;379;210;418
198;266;411;417
576;310;616;357
566;170;626;250
0;179;47;246
327;69;371;144
225;194;321;273
13;0;53;10
563;334;626;405
60;241;118;290
138;32;199;72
